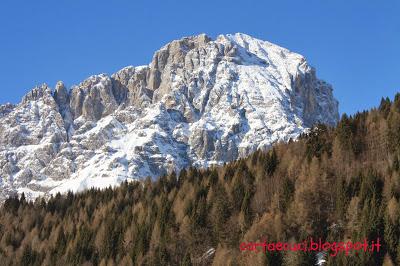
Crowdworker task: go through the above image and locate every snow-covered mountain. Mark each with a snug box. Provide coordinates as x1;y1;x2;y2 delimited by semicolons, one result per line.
0;33;339;201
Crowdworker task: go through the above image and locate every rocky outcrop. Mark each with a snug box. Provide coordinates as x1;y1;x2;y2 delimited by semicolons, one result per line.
0;103;15;118
0;33;339;201
111;66;152;108
69;74;119;121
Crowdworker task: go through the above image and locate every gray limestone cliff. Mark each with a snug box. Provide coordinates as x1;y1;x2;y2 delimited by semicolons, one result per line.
0;33;339;201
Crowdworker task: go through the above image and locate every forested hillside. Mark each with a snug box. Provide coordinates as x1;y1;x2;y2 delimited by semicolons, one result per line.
1;95;400;265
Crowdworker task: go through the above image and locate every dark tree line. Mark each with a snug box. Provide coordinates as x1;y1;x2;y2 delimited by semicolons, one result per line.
1;94;400;265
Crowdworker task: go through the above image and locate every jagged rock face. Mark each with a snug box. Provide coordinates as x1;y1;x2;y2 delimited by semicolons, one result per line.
69;74;120;121
111;66;152;108
0;33;339;201
0;103;15;119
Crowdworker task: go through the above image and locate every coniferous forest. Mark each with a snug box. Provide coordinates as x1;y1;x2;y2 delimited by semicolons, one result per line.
2;95;400;265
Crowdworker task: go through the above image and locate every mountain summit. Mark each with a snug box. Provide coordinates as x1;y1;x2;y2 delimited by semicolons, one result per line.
0;33;339;200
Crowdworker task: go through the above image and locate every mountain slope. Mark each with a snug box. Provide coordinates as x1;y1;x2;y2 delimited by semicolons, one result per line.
0;33;339;200
2;95;399;265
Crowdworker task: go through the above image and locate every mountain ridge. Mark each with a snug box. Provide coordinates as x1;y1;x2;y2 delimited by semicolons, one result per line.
0;33;339;201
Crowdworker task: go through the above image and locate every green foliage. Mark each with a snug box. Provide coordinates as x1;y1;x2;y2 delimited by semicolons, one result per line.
379;97;391;118
384;211;399;259
265;148;279;175
181;251;193;266
305;124;332;160
20;245;41;266
280;177;294;212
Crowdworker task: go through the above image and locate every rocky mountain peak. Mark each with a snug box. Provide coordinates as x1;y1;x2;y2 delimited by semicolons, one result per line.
53;81;69;107
0;33;339;201
22;84;53;104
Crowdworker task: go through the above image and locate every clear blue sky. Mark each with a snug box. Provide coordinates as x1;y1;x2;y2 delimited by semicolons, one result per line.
0;0;399;115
